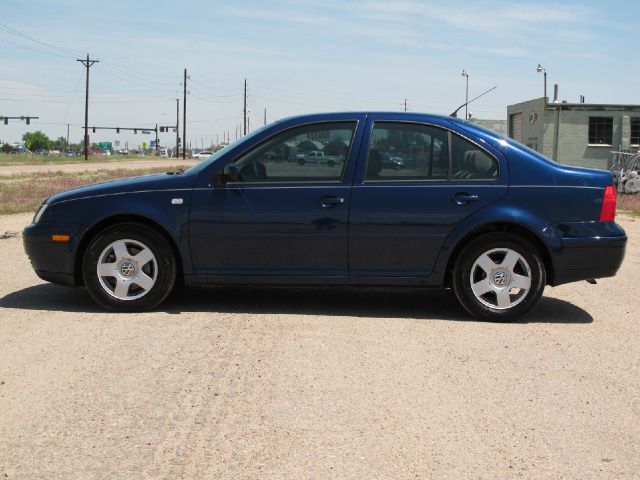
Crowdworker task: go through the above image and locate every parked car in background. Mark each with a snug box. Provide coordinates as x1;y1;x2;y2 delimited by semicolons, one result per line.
23;112;627;321
10;146;30;154
382;153;405;170
34;149;49;156
295;150;342;166
193;151;213;160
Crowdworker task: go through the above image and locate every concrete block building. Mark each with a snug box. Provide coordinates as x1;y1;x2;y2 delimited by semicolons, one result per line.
507;97;640;169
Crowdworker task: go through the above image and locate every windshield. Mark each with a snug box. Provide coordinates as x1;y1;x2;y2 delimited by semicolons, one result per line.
182;124;272;176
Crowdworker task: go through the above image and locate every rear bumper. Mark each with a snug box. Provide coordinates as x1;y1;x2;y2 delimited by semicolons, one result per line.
551;231;627;286
23;222;83;287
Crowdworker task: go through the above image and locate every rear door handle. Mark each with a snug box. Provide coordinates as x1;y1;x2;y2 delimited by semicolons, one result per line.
319;195;345;208
452;192;479;205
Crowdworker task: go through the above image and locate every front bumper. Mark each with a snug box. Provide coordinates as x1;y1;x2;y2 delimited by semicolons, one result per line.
23;221;84;287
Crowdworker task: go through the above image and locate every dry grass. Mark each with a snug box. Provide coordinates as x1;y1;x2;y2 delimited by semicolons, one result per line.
0;153;151;165
0;168;177;215
617;193;640;217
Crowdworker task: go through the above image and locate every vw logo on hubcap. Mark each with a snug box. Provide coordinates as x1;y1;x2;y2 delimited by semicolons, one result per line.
120;261;136;277
493;271;508;286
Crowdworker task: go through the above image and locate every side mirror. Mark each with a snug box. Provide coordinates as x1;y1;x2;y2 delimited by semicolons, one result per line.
210;163;241;187
223;163;241;181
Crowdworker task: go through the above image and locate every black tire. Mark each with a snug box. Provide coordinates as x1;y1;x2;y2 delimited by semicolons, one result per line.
82;223;177;311
327;160;335;167
452;233;546;322
297;158;305;166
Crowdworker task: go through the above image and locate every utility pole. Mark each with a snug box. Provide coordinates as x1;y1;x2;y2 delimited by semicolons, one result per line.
183;69;187;159
66;123;69;154
175;98;179;158
264;107;267;126
243;79;247;136
404;99;407;112
76;53;99;160
155;124;159;155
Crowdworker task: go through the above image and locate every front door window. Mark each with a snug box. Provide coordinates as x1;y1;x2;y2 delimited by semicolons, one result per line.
232;122;357;183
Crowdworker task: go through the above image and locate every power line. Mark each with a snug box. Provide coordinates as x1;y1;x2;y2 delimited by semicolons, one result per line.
98;60;177;89
0;37;74;60
0;21;82;57
189;78;243;92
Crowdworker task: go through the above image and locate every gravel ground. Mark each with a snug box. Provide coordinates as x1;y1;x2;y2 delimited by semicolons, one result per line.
0;213;638;479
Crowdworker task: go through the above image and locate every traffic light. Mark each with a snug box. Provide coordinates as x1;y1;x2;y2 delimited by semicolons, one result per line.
159;127;164;133
116;128;120;134
3;118;7;125
26;118;30;125
134;129;137;134
92;127;96;133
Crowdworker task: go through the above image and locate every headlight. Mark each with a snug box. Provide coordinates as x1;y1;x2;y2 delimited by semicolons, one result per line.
33;203;48;223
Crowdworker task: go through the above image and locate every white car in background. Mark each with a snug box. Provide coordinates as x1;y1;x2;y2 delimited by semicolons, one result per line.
193;151;213;160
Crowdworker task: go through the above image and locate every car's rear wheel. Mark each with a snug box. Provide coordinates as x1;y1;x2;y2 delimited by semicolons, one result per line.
453;233;545;322
82;223;177;311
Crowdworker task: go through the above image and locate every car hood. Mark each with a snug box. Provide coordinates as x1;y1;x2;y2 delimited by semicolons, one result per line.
47;172;194;205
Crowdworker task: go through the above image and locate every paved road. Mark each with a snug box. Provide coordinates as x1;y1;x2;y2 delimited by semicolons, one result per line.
0;158;198;175
0;213;638;479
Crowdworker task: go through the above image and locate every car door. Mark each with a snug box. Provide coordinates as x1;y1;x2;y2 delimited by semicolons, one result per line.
189;118;364;278
348;115;509;278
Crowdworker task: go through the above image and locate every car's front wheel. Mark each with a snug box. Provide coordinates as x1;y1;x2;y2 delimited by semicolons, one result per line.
453;233;546;322
82;223;177;311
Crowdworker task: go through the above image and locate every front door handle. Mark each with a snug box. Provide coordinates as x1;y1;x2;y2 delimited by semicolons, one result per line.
319;195;345;208
452;192;479;205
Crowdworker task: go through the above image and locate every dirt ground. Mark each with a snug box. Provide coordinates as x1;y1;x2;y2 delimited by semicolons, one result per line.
0;213;638;479
0;159;197;175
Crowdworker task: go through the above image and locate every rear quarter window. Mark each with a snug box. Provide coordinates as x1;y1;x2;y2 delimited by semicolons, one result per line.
451;134;499;180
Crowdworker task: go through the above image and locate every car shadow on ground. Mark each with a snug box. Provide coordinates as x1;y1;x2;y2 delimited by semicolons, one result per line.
0;283;593;324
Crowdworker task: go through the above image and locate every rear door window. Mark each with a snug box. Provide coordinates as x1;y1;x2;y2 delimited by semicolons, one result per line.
365;122;449;181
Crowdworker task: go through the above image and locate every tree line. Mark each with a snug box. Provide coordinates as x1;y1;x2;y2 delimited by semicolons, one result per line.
2;131;87;153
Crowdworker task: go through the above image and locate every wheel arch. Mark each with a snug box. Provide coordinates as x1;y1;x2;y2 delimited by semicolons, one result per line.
443;222;555;287
74;214;184;287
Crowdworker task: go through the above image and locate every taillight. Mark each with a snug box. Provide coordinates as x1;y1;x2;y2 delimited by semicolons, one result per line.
599;185;616;222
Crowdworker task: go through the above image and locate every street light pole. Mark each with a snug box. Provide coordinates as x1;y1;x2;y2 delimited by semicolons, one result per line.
461;70;469;119
537;64;547;109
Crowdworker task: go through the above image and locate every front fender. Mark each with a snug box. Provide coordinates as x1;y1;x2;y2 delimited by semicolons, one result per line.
67;190;193;275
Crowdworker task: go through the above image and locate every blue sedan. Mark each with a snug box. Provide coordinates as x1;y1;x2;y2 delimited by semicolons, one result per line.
23;112;627;321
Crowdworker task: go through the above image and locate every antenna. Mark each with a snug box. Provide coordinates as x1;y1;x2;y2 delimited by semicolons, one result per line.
450;85;497;118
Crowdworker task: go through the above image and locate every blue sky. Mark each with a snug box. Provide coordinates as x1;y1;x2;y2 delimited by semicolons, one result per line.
1;0;639;148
